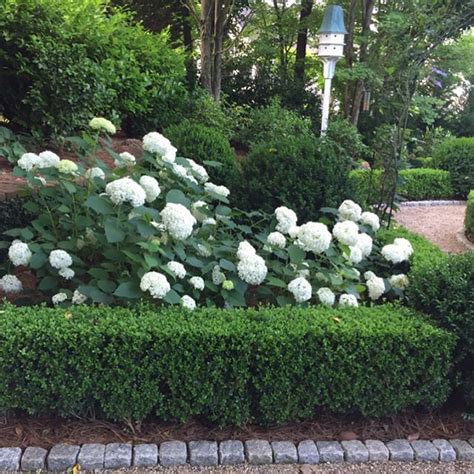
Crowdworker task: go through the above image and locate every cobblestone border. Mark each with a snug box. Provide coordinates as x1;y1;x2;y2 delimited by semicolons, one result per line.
399;200;465;207
0;438;473;470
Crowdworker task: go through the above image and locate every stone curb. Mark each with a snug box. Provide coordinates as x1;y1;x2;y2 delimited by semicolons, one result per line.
0;438;472;470
399;200;465;207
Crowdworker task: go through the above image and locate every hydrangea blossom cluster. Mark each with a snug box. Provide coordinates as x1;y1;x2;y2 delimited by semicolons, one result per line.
205;182;230;198
52;292;68;305
365;272;386;301
333;220;359;246
295;222;332;254
167;261;186;279
267;231;286;249
140;272;170;299
142;132;177;163
275;206;298;234
189;276;205;291
288;277;312;303
139;176;160;203
18;151;61;171
181;295;196;310
317;287;335;306
0;274;22;294
339;293;358;307
382;238;413;263
49;249;75;280
160;203;196;240
57;160;78;174
389;273;409;290
8;241;32;267
85;167;105;180
115;152;136;168
89;117;116;134
236;241;267;285
338;200;362;222
106;177;146;208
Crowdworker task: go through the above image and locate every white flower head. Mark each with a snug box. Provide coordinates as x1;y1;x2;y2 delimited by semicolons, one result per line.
160;203;196;240
288;277;312;303
288;226;300;239
212;265;226;285
189;276;205;291
106;177;146;208
72;289;87;304
38;150;60;168
142;132;175;162
187;159;209;183
49;249;73;269
338;200;362;222
115;152;136;168
89;117;116;134
295;222;332;254
394;238;413;257
360;211;380;232
389;273;409;290
366;274;386;300
355;233;373;258
8;241;32;267
275;206;298;234
364;271;376;281
57;159;78;174
139;176;160;203
205;182;230;198
197;243;212;257
348;246;363;264
52;292;68;305
18;153;40;171
203;217;217;226
173;163;189;179
267;231;286;249
59;267;75;280
140;271;170;299
0;274;22;293
237;254;267;285
181;295;196;311
237;241;256;260
317;287;335;306
333;221;359;246
339;293;359;308
85;167;105;180
167;261;186;279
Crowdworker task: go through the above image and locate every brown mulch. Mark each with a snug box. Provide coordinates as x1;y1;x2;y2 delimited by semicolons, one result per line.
0;412;471;449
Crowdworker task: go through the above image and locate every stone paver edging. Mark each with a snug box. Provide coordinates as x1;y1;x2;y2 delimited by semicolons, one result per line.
399;200;465;207
0;438;473;470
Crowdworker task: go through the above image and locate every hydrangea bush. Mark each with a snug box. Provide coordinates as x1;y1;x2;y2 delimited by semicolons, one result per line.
0;120;413;309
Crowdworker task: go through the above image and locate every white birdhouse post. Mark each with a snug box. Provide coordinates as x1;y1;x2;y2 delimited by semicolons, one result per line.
317;5;347;135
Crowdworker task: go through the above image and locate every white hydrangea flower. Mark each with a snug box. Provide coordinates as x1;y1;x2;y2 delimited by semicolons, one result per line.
237;254;267;285
317;287;335;306
52;292;68;305
18;153;40;171
189;276;205;291
348;246;363;264
197;243;212;257
288;277;312;303
38;150;60;168
288;226;300;238
89;117;116;134
172;163;189;179
72;289;87;304
366;274;386;300
364;271;376;281
140;271;170;299
160;203;196;240
162;145;177;164
267;231;286;249
85;167;105;180
205;182;230;198
394;238;413;257
295;222;332;254
339;293;359;308
181;295;196;311
275;206;298;234
49;249;73;269
59;268;75;280
115;151;136;168
381;237;413;263
389;273;409;290
237;241;256;260
338;200;362;222
354;233;373;258
333;221;359;246
8;241;32;267
0;274;22;293
142;132;177;163
106;177;146;208
203;217;216;226
139;176;160;203
57;159;78;174
191;201;208;222
360;211;380;232
187;159;209;183
212;265;226;285
167;261;186;279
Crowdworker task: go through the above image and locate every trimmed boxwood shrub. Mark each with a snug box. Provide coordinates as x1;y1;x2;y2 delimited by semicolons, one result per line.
405;252;474;409
350;169;454;204
0;304;455;425
465;190;474;239
433;137;474;198
163;120;241;192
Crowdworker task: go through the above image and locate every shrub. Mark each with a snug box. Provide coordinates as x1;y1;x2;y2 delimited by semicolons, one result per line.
465;190;474;239
0;126;27;164
433;137;474;198
0;0;186;138
163;120;241;192
1;123;416;308
0;303;455;425
239;134;352;221
234;99;314;149
406;252;474;408
350;169;454;204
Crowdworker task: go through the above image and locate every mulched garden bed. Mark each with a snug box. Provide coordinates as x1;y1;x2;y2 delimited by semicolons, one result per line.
0;411;472;449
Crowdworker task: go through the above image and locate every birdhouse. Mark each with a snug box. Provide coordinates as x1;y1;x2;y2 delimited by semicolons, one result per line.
317;5;348;59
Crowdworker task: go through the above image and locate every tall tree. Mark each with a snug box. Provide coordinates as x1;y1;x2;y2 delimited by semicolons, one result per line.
294;0;314;80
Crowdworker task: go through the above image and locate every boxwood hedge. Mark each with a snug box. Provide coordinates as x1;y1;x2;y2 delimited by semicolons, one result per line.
0;304;455;425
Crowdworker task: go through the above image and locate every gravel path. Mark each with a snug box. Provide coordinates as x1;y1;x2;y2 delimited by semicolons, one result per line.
395;204;468;253
103;462;474;473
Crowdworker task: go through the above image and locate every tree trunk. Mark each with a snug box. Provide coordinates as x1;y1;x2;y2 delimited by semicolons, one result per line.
343;0;357;117
294;0;313;81
200;0;214;95
212;0;226;100
182;3;196;90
